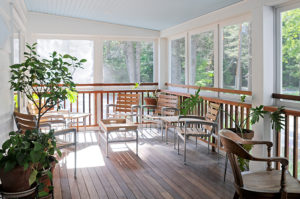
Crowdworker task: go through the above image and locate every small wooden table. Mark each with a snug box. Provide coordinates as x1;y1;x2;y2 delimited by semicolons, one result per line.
160;116;180;144
99;119;139;157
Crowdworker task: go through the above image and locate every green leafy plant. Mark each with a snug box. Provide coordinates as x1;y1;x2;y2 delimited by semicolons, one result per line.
9;43;86;128
0;130;60;188
224;95;285;171
180;88;203;116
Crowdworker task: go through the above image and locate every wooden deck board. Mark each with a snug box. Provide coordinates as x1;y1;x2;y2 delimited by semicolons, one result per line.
54;128;235;199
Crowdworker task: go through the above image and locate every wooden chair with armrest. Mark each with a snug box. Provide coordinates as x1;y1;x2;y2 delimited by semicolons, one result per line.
13;111;77;177
219;129;300;199
141;93;179;142
175;102;220;164
106;93;140;122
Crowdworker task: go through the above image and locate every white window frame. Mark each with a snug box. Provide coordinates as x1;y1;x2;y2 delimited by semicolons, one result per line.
168;33;188;85
32;35;158;84
219;15;252;93
189;24;218;88
275;2;300;109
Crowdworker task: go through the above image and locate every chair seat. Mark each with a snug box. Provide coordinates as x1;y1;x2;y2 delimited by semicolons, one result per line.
176;127;210;136
243;170;300;193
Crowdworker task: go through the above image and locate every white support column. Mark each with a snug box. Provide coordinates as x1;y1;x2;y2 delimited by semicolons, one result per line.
94;39;103;83
250;5;275;171
158;37;168;89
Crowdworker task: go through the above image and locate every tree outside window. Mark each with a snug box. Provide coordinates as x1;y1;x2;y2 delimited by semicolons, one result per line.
222;22;251;91
171;38;185;84
103;40;154;83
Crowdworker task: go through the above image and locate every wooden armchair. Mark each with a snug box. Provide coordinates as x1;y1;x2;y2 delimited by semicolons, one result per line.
106;93;140;122
141;93;179;141
175;102;220;164
219;129;300;199
13;111;77;177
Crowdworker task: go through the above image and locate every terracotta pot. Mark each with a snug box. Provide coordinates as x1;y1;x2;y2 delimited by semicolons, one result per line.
144;97;157;106
225;128;254;140
0;166;31;192
39;158;56;194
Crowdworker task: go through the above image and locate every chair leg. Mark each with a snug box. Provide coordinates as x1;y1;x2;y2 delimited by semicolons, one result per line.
207;136;210;154
177;133;180;155
184;134;187;165
165;124;168;144
74;131;77;179
233;191;239;199
196;136;198;148
174;128;176;149
224;153;228;182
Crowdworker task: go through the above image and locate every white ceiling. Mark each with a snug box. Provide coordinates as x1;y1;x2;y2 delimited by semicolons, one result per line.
24;0;243;31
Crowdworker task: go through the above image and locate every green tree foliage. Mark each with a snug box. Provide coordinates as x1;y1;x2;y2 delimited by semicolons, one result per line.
171;38;185;84
103;41;153;83
223;22;251;90
281;8;300;95
191;31;214;87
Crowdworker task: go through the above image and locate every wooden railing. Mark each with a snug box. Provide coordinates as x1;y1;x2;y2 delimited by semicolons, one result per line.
58;82;300;178
59;83;158;127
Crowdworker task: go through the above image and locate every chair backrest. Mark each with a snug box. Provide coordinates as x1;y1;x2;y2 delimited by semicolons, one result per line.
219;129;254;188
154;93;178;116
14;111;37;133
203;102;220;132
115;93;140;113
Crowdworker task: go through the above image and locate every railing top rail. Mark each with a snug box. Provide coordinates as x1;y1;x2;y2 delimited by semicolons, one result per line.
77;89;158;94
161;89;252;108
76;83;158;87
264;106;300;117
272;93;300;102
165;83;252;96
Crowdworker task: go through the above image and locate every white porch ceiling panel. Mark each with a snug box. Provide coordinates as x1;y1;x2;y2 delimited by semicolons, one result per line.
24;0;242;30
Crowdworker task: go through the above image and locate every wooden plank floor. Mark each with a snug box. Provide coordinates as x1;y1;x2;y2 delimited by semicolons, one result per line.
54;127;235;199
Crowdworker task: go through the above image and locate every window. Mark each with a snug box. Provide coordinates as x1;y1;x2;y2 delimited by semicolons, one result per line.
222;22;251;90
103;40;154;83
278;7;300;96
190;31;214;87
170;37;185;84
37;39;94;84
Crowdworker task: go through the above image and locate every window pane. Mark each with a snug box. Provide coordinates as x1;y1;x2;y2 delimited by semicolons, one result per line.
37;39;94;84
190;31;214;87
222;22;251;90
171;37;185;84
281;8;300;96
13;38;20;64
103;40;153;83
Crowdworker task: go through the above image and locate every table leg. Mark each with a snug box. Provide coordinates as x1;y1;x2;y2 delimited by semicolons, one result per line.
76;118;79;132
106;131;109;158
136;130;138;156
165;123;168;144
84;117;87;132
161;120;164;141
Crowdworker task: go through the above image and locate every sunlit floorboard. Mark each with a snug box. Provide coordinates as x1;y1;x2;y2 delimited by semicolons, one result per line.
54;127;235;199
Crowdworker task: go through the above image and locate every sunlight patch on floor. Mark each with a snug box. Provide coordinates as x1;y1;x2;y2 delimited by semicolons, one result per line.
63;145;105;169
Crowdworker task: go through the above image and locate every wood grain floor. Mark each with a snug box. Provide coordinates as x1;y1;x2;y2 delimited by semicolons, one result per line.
53;127;235;199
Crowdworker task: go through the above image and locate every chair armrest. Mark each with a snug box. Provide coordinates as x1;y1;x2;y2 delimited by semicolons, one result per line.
252;156;289;166
141;105;157;109
240;140;273;148
179;117;218;127
40;122;51;129
131;105;141;115
106;104;116;108
161;107;179;116
54;128;76;136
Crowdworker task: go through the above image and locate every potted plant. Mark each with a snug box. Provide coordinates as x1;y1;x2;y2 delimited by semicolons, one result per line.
223;95;285;171
8;43;84;195
180;88;203;115
0;130;59;194
9;43;86;129
144;89;159;106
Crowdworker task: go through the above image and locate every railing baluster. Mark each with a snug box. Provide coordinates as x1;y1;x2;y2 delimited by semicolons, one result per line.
94;93;97;125
285;115;289;159
235;106;239;129
276;129;281;170
89;93;91;125
230;105;233;128
241;107;244;129
101;92;103;120
225;104;228;128
293;116;298;178
246;108;250;129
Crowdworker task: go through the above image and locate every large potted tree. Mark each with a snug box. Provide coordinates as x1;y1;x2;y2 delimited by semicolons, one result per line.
6;43;85;196
9;43;85;128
